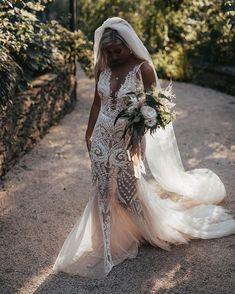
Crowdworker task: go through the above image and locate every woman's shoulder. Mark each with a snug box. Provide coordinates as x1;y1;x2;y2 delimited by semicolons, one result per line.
95;67;107;84
137;59;153;73
137;60;156;90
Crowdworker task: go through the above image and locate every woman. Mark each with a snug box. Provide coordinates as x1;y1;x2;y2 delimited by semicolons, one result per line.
53;17;235;278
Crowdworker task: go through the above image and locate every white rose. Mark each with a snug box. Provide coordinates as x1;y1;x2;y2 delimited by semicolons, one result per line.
140;105;157;120
145;118;157;127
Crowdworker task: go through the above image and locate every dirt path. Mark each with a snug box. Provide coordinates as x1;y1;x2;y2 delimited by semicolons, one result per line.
0;66;235;294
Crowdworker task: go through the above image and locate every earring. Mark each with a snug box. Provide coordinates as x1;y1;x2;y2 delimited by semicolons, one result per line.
130;49;133;54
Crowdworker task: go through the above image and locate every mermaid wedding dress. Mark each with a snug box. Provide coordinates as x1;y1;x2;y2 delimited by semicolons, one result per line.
53;60;235;278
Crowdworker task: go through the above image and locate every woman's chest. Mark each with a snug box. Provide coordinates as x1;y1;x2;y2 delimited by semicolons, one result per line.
97;65;143;104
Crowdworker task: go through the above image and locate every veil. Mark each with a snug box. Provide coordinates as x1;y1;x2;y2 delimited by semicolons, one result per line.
93;17;226;206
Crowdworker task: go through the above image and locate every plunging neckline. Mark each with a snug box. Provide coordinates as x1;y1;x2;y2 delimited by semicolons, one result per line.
107;62;144;98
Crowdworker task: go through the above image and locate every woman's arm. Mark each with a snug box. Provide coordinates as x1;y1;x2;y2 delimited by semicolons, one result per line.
85;81;101;152
130;62;157;157
140;62;157;91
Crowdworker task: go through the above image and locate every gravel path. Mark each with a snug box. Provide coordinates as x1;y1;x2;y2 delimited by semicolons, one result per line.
0;66;235;294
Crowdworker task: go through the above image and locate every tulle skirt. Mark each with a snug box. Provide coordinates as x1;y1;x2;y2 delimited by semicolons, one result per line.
53;172;235;278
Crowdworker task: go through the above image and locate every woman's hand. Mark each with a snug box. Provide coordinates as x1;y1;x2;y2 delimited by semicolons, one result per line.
85;133;92;153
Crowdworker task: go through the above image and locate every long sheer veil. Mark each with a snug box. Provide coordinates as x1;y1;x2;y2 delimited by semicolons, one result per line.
93;17;226;207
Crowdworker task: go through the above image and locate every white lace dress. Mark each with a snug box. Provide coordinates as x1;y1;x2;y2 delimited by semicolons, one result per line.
53;62;235;278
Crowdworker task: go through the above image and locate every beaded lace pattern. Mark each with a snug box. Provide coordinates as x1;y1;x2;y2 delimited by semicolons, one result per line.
90;61;146;272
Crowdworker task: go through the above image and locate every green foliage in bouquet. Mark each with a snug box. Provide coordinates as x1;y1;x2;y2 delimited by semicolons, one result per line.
114;82;176;151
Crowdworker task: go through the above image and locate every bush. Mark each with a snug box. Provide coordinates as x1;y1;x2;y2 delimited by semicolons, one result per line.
0;0;93;105
47;20;93;77
152;44;192;81
0;50;21;108
0;1;58;79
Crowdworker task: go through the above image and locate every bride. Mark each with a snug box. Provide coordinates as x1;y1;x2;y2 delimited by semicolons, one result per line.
53;17;235;278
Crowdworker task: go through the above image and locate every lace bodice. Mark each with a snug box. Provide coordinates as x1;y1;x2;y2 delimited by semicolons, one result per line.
97;62;146;118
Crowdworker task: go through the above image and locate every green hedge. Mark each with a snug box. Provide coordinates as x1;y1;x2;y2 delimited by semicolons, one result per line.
0;0;93;108
0;0;93;176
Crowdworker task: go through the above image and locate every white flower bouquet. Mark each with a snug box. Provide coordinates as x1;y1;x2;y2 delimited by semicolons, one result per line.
114;80;176;152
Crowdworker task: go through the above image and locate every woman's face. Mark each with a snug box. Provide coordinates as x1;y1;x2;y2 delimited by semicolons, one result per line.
105;42;131;66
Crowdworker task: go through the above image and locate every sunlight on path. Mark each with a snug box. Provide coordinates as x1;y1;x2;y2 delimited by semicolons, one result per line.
18;266;52;294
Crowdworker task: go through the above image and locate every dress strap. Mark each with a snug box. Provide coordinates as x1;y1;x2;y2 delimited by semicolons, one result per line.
134;60;149;85
135;60;149;73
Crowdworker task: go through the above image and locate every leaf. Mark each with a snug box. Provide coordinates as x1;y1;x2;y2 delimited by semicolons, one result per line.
145;94;157;107
125;91;136;95
21;10;37;21
114;110;128;125
26;2;45;12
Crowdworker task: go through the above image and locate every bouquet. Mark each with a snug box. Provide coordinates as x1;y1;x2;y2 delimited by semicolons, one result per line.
114;80;176;153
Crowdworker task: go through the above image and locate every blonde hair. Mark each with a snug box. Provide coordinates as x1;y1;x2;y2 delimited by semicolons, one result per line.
94;28;130;81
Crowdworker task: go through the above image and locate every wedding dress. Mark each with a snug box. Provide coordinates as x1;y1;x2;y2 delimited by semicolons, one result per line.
52;17;235;278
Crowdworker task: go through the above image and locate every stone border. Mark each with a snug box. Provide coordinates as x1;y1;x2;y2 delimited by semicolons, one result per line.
0;69;76;178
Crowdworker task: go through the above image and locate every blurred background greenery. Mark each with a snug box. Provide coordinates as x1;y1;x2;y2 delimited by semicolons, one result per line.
46;0;235;80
